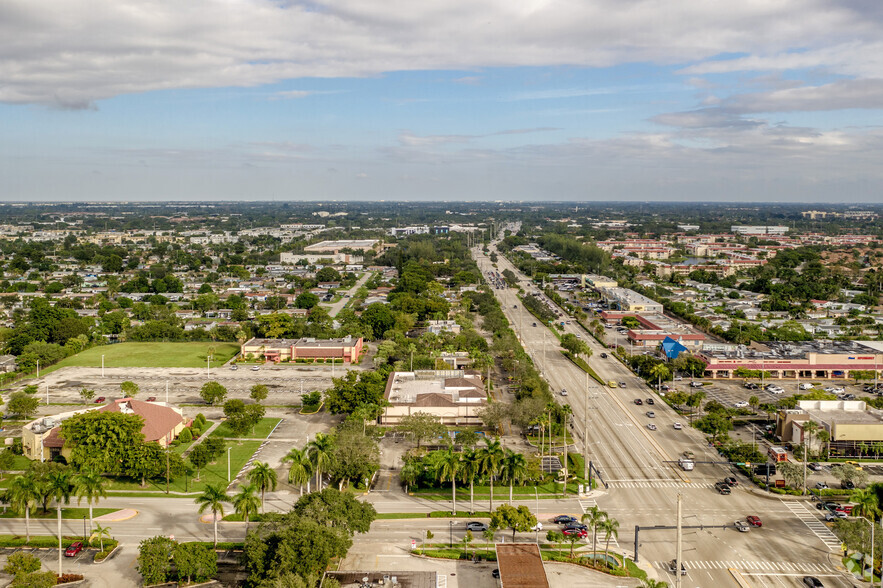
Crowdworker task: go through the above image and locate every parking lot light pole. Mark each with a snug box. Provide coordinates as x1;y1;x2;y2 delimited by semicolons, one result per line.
450;520;454;548
83;515;87;540
227;446;232;482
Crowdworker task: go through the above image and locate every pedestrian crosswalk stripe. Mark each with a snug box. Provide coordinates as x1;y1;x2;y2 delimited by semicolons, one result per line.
607;481;714;489
653;560;836;573
577;499;620;550
781;500;842;551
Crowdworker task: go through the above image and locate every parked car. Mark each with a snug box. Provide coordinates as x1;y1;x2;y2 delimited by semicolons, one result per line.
816;501;838;512
229;365;238;370
842;480;856;490
734;401;749;408
798;383;813;390
690;381;703;388
146;396;157;402
634;399;643;405
646;411;656;418
802;577;824;587
94;396;106;403
552;515;577;524
466;521;488;532
64;542;83;557
815;481;828;489
734;520;750;532
746;515;762;527
673;422;683;430
824;511;846;521
251;366;260;371
808;462;823;471
492;569;500;579
845;461;863;470
767;385;784;394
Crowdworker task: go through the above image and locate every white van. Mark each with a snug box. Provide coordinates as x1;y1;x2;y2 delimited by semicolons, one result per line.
678;458;694;471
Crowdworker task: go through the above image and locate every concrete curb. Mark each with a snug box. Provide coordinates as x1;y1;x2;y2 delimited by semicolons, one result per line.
93;544;122;564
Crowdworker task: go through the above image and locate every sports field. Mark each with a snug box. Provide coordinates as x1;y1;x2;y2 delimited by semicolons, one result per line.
50;342;240;370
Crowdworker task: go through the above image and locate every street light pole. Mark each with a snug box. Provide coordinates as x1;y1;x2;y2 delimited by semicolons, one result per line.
227;446;232;482
449;521;454;548
101;355;104;378
676;493;683;588
584;372;589;483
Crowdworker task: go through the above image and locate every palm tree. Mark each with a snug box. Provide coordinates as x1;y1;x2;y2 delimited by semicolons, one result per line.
195;483;229;546
88;523;112;553
559;405;573;497
435;447;462;514
600;517;620;569
686;391;706;425
802;420;820;459
282;448;313;496
581;506;607;563
47;469;72;575
817;430;831;459
306;433;334;492
641;580;670;588
498;450;528;505
460;449;481;513
233;483;261;535
851;487;880;519
246;462;277;514
72;467;107;533
478;438;504;511
858;442;869;458
649;363;670;392
7;474;38;542
399;459;422;496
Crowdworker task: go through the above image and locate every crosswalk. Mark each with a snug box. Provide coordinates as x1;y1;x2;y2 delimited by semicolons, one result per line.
652;560;837;574
782;500;842;551
607;480;714;489
578;499;621;550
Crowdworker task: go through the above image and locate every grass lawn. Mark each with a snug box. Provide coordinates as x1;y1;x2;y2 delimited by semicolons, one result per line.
104;440;262;494
410;481;582;501
210;417;281;439
0;454;34;471
46;342;240;371
0;507;117;520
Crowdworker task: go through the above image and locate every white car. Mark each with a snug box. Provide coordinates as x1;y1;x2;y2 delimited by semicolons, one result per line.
251;366;260;371
734;520;750;533
647;423;657;431
798;383;813;390
734;401;749;408
831;387;845;394
673;422;683;430
673;376;683;381
531;522;544;532
560;389;568;396
768;386;784;394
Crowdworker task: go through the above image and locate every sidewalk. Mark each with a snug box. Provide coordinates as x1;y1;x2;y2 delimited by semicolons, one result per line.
181;420;222;458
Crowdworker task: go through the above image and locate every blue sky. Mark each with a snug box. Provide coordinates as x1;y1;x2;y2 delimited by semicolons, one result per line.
2;0;883;202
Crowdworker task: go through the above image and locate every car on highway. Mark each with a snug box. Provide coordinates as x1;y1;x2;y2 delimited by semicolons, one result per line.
808;462;823;471
647;423;657;431
600;353;607;358
608;380;618;388
560;389;567;396
668;560;687;575
646;398;654;405
94;396;105;403
724;477;738;486
552;515;577;524
714;481;731;495
531;522;543;532
466;521;488;532
229;365;238;370
562;528;587;538
64;542;83;557
532;322;537;327
746;515;762;527
734;401;749;408
815;481;828;489
634;398;643;405
802;577;824;587
619;382;627;388
563;522;588;531
816;501;838;512
734;520;750;532
646;411;656;418
673;422;683;430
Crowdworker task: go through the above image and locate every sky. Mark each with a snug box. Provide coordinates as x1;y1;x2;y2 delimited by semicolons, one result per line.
2;0;883;203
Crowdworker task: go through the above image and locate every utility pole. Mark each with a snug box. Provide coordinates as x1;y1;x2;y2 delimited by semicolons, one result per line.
676;493;683;588
101;354;105;378
803;437;807;496
583;372;589;483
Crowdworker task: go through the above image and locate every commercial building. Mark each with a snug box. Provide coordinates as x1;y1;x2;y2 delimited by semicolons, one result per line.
699;340;883;380
241;336;364;363
730;225;789;236
600;312;706;350
304;239;379;254
279;252;363;265
388;225;429;236
324;571;437;588
22;399;186;462
598;287;663;314
495;543;551;588
776;400;883;456
381;370;486;425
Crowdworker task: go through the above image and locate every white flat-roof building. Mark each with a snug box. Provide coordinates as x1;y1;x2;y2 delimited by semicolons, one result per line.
381;370;486;425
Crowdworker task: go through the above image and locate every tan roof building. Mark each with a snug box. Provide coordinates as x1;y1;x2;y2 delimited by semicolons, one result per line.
381;370;487;425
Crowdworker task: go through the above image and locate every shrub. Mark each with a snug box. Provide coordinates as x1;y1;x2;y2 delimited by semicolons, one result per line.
179;428;193;443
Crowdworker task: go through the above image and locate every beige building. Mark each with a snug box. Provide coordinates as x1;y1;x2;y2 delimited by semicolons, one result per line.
22;399;186;462
381;370;487;425
241;336;364;363
776;400;883;457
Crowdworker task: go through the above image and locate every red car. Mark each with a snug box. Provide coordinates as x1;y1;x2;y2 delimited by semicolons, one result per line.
562;528;587;538
94;396;106;404
746;515;762;527
146;397;157;402
64;541;83;557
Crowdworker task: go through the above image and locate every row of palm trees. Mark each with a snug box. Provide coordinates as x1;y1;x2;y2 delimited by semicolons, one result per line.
281;432;334;494
400;438;531;513
195;461;278;545
580;505;620;571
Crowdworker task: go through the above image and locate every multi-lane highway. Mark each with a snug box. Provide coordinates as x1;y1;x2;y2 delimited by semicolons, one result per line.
473;243;854;588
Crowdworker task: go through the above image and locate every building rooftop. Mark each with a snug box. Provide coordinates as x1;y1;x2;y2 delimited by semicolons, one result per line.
324;571;437;588
98;398;184;443
798;400;883;426
496;543;550;588
703;340;882;360
385;371;484;405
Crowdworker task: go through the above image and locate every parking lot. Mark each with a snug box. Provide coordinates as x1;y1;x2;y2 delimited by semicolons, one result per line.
0;544;140;588
691;378;876;409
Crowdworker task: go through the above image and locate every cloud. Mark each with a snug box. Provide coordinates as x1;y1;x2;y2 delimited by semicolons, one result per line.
3;0;881;107
397;127;560;147
269;90;315;100
452;76;482;85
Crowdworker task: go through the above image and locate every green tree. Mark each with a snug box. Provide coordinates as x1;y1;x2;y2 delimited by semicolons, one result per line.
247;462;278;514
6;474;39;542
88;523;112;553
173;542;218;585
4;552;41;577
694;413;732;443
581;505;607;561
120;380;139;398
200;381;228;405
79;387;95;402
195;484;229;546
478;438;505;512
137;536;176;585
324;370;388;415
47;468;72;572
250;384;269;403
294;292;320;309
600;517;620;569
435;446;462;514
307;433;334;492
329;427;380;490
649;363;670;391
61;411;145;475
396;412;446;448
6;392;39;419
282;447;313;496
499;450;528;505
460;448;481;514
564;529;582;559
291;487;377;535
490;504;536;541
850;487;880;519
685;390;706;425
778;462;804;489
72;466;107;532
233;483;262;535
189;444;211;481
361;302;396;339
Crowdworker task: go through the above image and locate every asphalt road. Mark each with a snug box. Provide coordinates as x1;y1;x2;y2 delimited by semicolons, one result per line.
475;243;857;588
